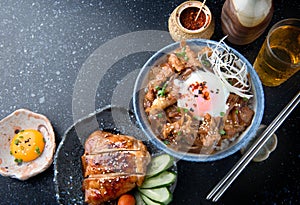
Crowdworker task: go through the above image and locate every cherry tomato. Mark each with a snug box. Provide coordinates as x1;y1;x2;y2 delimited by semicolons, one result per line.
117;194;136;205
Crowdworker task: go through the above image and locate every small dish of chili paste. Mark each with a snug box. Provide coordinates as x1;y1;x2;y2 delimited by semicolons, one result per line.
168;1;215;41
179;7;206;30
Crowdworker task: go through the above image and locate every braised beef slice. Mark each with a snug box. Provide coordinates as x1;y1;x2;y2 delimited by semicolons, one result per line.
168;53;186;72
223;95;254;139
197;114;222;153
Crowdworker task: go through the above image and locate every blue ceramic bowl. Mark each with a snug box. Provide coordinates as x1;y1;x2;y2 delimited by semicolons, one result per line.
133;39;264;162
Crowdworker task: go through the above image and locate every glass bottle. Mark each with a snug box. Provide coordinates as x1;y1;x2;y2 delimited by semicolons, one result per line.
221;0;274;45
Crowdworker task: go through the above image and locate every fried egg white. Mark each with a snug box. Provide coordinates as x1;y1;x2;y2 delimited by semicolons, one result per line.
175;70;230;119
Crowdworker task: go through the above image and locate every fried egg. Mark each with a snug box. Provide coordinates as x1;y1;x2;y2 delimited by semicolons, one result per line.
175;70;230;119
0;109;55;180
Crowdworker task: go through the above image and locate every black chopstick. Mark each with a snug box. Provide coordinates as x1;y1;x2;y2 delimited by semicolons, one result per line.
207;91;300;202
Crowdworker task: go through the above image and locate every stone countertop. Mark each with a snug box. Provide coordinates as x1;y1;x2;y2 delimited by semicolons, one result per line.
0;0;299;204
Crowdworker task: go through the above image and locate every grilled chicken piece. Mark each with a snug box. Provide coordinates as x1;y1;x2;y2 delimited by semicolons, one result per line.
84;131;146;154
83;174;144;205
82;151;150;177
82;130;151;205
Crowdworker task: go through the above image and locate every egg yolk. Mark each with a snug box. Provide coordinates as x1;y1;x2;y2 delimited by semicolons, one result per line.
189;81;212;116
10;129;45;163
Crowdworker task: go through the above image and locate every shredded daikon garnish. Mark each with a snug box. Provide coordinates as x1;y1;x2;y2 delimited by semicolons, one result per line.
198;36;253;99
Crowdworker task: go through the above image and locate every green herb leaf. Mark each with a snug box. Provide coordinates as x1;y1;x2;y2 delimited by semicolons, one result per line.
163;140;170;145
183;108;189;113
235;109;239;114
177;131;182;136
219;129;226;135
184;55;189;61
157;90;163;96
200;54;211;68
14;139;20;145
157;82;168;97
157;113;163;118
175;52;184;58
220;112;225;117
19;135;24;139
202;59;210;67
175;46;189;61
35;146;41;155
14;158;23;164
243;97;248;101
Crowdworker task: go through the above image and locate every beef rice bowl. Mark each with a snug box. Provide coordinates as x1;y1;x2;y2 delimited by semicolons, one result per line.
133;38;264;161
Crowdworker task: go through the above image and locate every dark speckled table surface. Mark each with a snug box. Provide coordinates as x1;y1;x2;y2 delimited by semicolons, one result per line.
0;0;299;204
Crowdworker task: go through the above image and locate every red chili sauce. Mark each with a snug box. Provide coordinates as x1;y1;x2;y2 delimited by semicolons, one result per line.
189;81;210;100
179;7;206;30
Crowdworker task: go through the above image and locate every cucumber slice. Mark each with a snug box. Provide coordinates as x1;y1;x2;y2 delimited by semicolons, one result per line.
134;191;147;205
147;154;174;177
139;187;172;205
141;171;176;188
140;194;161;205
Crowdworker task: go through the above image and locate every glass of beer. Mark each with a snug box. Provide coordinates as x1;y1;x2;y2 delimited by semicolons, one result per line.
253;18;300;86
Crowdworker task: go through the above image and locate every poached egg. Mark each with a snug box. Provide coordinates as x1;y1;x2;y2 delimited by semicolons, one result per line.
175;70;230;119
